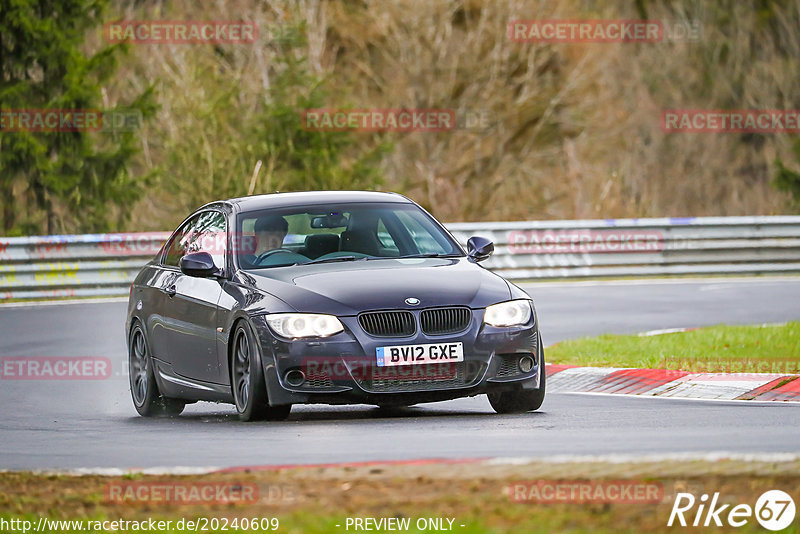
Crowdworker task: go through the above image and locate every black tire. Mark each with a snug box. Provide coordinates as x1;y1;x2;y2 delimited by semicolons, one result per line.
128;322;186;417
488;346;546;414
231;321;291;422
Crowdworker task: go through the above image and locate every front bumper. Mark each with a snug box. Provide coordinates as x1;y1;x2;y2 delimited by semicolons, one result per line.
251;310;542;406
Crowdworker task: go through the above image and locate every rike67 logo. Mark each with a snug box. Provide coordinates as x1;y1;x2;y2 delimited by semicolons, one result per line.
668;490;796;531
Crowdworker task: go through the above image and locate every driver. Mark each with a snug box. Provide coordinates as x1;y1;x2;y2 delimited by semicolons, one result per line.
253;215;289;257
239;215;290;267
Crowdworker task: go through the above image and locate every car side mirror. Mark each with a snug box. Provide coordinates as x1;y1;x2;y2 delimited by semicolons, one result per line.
180;252;218;277
467;236;494;263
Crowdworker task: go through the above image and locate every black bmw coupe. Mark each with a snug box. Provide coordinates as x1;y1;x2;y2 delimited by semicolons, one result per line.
126;191;545;420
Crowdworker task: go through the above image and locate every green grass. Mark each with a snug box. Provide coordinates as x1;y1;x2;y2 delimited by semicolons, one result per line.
3;463;800;534
547;322;800;373
0;512;678;534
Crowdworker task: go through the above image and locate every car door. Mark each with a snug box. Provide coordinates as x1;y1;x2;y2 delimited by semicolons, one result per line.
147;214;199;366
157;210;228;384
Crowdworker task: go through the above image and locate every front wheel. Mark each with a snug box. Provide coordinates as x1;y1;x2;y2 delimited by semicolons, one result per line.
128;323;185;417
488;351;546;414
231;322;291;422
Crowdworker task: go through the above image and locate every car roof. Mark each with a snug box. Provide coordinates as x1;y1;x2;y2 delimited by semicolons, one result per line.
202;190;411;213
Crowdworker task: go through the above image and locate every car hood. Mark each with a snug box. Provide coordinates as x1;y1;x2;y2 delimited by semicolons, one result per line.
242;258;512;315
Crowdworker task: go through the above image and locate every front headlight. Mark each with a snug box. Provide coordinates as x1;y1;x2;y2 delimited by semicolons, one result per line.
265;313;344;338
483;299;533;327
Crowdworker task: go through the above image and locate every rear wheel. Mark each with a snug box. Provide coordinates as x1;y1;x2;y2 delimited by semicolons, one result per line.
231;322;291;422
128;323;185;417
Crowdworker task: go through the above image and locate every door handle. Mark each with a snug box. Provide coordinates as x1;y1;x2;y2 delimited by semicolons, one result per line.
161;285;177;297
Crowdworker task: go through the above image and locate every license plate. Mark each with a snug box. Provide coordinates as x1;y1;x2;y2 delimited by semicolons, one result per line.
376;342;464;367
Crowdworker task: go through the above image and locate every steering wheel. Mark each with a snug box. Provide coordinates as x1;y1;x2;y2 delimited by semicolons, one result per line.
255;248;295;264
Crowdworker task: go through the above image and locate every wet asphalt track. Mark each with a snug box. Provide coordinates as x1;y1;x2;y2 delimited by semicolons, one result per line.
1;277;799;470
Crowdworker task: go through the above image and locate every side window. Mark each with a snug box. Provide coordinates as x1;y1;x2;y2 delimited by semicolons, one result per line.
163;211;227;269
163;215;199;267
189;211;228;269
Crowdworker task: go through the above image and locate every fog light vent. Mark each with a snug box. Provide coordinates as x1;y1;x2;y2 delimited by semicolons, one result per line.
284;369;306;387
518;355;535;373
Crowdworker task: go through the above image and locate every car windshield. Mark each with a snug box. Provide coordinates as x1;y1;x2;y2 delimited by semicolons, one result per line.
236;202;463;269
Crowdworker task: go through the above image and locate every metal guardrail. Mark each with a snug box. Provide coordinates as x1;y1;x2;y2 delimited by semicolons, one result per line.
0;232;170;300
448;215;800;280
1;216;799;300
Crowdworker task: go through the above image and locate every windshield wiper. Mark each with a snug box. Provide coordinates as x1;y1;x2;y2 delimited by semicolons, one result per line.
397;253;462;259
248;262;301;269
302;255;365;265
